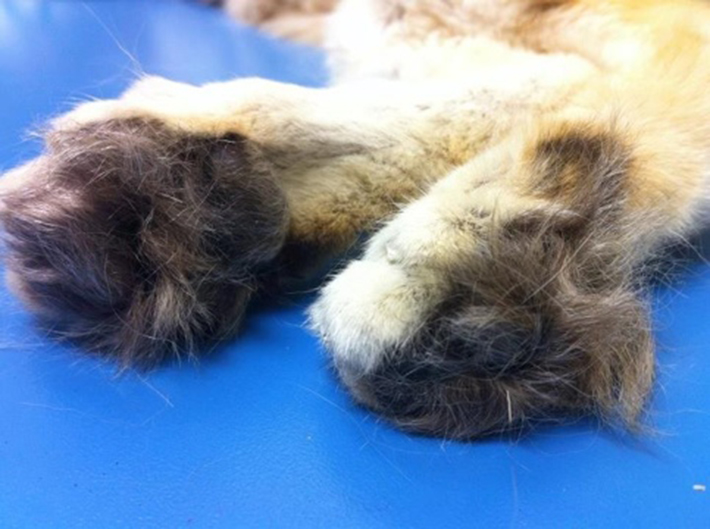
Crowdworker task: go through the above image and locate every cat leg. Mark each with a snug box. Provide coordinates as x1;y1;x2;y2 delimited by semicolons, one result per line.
310;111;705;438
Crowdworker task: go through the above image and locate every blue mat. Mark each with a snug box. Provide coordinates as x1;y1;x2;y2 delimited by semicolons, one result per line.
0;2;708;527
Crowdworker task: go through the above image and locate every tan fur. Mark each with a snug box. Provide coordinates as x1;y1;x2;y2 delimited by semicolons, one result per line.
2;0;710;437
224;0;336;43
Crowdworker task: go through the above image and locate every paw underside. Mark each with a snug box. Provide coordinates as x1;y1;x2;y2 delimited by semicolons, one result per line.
309;210;654;438
1;118;289;366
0;115;654;439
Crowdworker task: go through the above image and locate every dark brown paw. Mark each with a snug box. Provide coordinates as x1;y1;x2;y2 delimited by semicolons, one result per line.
322;212;655;440
0;118;288;366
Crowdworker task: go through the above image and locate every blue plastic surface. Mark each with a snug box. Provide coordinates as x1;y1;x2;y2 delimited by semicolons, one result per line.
0;2;708;527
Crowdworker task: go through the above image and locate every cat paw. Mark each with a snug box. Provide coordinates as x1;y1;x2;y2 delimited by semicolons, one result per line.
311;209;655;439
0;116;288;366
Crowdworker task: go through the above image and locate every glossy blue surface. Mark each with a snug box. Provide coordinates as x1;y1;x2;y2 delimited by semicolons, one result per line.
0;2;708;527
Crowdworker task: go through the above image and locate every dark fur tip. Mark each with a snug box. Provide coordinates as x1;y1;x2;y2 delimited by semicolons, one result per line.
0;118;289;366
339;294;653;440
335;212;655;440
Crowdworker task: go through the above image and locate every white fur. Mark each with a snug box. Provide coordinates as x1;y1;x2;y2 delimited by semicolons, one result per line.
309;259;446;373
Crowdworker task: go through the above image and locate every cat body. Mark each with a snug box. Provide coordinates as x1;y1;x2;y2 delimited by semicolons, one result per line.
2;0;710;438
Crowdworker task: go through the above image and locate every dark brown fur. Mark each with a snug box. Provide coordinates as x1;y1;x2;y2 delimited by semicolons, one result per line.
0;118;289;366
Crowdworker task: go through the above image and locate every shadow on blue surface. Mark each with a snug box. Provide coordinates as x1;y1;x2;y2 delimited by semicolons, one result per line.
0;2;708;527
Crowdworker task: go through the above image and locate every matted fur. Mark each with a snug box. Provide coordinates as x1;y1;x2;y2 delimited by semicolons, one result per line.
1;118;288;366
